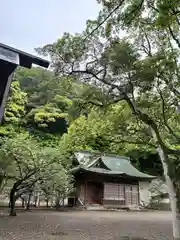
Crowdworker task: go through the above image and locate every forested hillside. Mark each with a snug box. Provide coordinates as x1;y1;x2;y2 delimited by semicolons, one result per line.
2;66;162;173
0;63;163;215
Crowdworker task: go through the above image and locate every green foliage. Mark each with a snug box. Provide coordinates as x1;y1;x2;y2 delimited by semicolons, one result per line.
1;0;179;200
4;81;27;123
0;134;49;183
39;162;73;201
37;0;180;180
14;67;86;135
59;109;113;157
59;103;163;174
0;134;72;202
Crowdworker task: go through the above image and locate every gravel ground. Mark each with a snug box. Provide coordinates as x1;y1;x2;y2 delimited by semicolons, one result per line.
0;210;173;240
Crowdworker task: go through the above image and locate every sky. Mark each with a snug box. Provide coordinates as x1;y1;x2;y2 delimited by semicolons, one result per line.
1;0;100;56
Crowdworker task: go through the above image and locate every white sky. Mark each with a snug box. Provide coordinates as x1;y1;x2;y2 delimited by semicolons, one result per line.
1;0;100;55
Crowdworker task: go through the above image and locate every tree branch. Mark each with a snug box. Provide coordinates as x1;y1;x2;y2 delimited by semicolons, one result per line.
157;84;180;141
123;94;170;149
110;138;156;148
83;0;125;41
162;76;180;99
168;26;180;49
148;1;159;12
172;9;180;27
123;0;144;25
143;31;152;57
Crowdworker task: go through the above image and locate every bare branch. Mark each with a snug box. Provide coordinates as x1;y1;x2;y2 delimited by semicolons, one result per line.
143;31;152;57
83;0;126;41
86;59;98;70
148;2;159;12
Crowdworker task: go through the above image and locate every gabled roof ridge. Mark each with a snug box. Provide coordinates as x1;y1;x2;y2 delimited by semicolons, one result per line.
87;157;111;170
101;153;130;160
74;150;130;160
74;150;101;155
75;150;92;153
86;157;100;168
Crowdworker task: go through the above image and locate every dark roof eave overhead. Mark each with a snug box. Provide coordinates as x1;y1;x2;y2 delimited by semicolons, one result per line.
0;43;49;68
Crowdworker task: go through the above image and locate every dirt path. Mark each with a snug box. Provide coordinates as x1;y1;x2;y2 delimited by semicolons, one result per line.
0;210;173;239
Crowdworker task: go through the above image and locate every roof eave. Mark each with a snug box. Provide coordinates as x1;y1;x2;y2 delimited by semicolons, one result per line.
0;43;50;68
70;167;157;180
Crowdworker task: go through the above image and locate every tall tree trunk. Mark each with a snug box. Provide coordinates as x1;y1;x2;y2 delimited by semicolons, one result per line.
0;176;6;193
46;199;49;208
34;196;37;207
55;191;60;209
36;193;40;207
158;146;180;240
9;187;16;216
21;197;25;208
26;192;32;210
126;94;180;239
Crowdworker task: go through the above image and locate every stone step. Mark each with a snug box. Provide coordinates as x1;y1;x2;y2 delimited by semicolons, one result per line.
85;204;105;210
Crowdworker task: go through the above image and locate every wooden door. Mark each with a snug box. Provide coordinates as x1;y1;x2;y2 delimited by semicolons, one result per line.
125;185;132;206
125;184;139;206
132;185;139;205
103;183;125;205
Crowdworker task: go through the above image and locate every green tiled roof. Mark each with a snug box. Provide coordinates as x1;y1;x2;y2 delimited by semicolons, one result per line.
101;155;155;179
71;166;155;180
73;151;156;180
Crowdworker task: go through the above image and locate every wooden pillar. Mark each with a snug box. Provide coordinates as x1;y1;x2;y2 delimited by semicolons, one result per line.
102;183;104;205
124;184;126;206
84;180;87;205
0;71;15;124
137;182;140;206
37;192;40;207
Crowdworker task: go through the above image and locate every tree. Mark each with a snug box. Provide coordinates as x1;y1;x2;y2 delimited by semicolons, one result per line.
0;134;43;215
0;152;13;193
60;110;110;155
0;134;69;216
60;102;163;175
39;162;73;208
15;67;84;136
0;79;27;189
0;79;27;138
38;3;180;238
4;80;27;124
